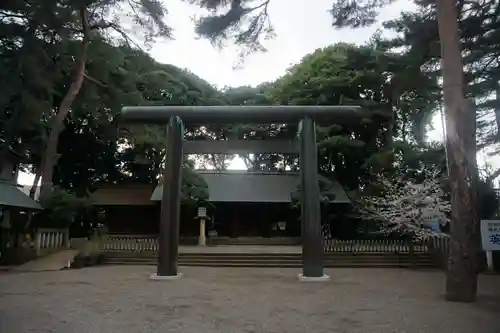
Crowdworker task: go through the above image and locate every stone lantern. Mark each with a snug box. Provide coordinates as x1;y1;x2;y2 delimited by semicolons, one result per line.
195;206;210;246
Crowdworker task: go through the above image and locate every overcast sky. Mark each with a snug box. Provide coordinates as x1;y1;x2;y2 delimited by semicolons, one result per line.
17;0;499;185
149;0;414;87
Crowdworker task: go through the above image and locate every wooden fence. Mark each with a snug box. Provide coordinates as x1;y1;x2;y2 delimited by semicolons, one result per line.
103;235;432;254
35;228;70;256
425;235;450;269
324;239;428;253
102;235;159;252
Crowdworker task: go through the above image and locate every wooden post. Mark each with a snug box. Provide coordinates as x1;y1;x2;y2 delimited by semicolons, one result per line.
64;228;70;249
35;229;41;257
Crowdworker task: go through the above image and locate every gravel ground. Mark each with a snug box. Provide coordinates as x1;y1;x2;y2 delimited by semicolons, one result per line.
0;266;499;333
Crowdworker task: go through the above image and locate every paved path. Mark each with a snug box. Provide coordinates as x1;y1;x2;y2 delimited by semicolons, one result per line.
0;266;499;333
12;249;78;272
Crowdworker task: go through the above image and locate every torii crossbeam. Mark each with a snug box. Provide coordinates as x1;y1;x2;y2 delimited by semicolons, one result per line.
120;105;365;281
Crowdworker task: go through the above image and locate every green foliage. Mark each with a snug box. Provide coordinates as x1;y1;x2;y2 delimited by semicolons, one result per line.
382;0;500;170
182;166;210;206
37;187;94;229
3;0;493;235
189;0;395;56
156;159;210;206
328;0;394;28
0;0;173;193
188;0;274;57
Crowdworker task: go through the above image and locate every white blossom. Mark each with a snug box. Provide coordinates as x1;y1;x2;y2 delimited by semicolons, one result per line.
358;172;451;240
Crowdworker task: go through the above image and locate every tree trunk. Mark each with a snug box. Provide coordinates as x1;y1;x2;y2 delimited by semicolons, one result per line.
39;8;90;202
495;81;500;138
485;82;500;184
436;0;480;302
29;163;43;199
0;108;22;175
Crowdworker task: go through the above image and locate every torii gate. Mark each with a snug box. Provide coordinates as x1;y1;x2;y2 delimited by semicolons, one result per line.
119;105;364;281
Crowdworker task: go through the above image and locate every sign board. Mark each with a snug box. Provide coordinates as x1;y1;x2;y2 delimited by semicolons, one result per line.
423;216;441;233
480;220;500;251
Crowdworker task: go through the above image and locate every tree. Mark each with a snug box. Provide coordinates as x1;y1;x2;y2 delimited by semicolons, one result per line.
357;171;451;240
434;0;479;302
191;0;480;303
1;0;172;201
49;42;219;199
382;0;500;180
227;43;437;188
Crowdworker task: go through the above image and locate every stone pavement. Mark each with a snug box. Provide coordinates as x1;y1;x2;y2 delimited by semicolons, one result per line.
0;266;499;333
12;249;78;272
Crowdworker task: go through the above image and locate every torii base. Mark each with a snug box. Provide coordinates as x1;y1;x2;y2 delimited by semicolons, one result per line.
149;273;183;281
297;273;330;282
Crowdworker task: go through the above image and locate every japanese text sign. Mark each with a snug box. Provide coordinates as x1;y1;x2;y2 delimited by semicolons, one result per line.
481;220;500;251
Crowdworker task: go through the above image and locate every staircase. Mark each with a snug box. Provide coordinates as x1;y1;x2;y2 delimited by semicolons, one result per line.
103;251;436;268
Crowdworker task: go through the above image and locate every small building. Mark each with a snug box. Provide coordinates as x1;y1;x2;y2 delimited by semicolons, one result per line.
90;184;158;235
91;171;351;243
0;149;42;259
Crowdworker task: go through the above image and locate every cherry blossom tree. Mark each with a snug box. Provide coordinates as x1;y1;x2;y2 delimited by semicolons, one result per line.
358;172;451;240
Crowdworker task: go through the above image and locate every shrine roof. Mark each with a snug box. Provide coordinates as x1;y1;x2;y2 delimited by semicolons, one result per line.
0;181;42;211
151;171;350;204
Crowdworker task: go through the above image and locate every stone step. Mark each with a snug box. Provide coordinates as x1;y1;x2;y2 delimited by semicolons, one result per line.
106;257;434;263
106;257;435;263
104;251;436;268
104;259;435;268
105;251;430;258
104;252;432;260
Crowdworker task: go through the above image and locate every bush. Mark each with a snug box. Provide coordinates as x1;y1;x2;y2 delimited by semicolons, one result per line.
0;247;37;265
35;187;94;229
70;252;105;268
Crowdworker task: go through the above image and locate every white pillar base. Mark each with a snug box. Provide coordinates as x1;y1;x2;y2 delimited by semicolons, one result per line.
149;273;183;281
298;273;330;282
198;236;206;246
486;251;494;271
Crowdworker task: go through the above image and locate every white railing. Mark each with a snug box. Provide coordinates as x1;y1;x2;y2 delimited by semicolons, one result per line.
426;234;450;269
102;235;158;252
324;239;428;253
35;228;70;256
102;235;430;253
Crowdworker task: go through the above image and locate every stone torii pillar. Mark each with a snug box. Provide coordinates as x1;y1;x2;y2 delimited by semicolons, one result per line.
119;105;365;281
154;116;184;279
298;116;324;280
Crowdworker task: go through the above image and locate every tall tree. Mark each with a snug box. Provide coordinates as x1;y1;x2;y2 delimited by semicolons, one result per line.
435;0;479;302
1;0;172;201
382;0;500;181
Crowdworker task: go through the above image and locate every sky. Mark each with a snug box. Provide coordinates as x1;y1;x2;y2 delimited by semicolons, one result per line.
148;0;414;87
16;0;499;185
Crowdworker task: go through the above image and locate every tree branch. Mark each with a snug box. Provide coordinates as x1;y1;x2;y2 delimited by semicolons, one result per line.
84;73;107;88
486;168;500;183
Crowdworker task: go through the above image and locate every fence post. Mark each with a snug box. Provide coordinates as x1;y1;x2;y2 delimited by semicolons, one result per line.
409;237;415;268
35;229;41;257
64;228;70;249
